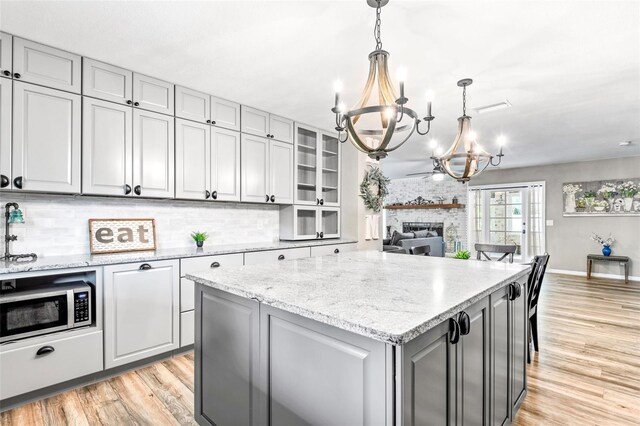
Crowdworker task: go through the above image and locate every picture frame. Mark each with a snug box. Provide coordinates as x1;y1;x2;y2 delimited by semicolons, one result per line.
562;178;640;217
88;218;157;254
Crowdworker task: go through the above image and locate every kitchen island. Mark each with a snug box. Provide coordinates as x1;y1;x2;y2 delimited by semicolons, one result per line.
186;251;531;426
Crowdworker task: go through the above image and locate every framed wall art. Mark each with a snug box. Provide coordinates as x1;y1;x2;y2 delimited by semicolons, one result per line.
562;178;640;216
89;218;157;254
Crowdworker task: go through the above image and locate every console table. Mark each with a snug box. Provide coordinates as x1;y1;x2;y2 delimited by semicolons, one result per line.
587;254;630;283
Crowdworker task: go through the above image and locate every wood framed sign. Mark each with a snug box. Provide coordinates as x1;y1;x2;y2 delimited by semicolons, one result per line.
89;219;157;254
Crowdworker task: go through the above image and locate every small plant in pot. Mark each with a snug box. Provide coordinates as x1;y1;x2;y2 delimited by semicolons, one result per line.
454;250;471;260
191;231;208;248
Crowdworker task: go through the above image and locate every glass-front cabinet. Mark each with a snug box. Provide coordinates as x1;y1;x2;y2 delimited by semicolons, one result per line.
294;124;340;207
279;206;341;240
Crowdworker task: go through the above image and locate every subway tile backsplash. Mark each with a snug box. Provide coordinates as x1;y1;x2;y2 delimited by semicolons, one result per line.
0;193;279;257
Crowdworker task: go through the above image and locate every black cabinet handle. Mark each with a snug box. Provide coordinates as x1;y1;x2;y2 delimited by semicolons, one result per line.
0;175;9;188
13;73;21;79
320;232;324;238
2;70;10;77
449;318;461;344
124;184;132;195
205;190;211;199
508;282;522;301
458;311;471;335
210;262;220;268
278;254;285;260
36;346;55;356
134;185;141;195
316;198;320;205
212;191;217;200
134;101;140;107
319;199;324;205
270;195;275;203
266;195;270;202
211;120;216;125
126;100;132;105
206;120;211;124
334;248;340;254
139;263;152;270
13;176;22;189
316;232;320;238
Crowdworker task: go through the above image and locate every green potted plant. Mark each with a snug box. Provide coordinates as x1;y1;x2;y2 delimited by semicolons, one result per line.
191;231;208;248
454;250;471;260
575;197;587;212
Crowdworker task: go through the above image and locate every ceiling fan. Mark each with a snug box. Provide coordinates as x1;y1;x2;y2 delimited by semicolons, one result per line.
406;162;446;181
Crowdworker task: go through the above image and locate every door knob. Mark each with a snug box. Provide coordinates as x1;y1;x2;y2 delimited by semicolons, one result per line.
0;175;9;188
206;120;211;124
126;100;132;105
449;318;461;344
134;101;140;107
124;184;132;195
13;176;23;189
458;311;471;335
134;185;141;195
211;120;216;125
319;199;324;205
319;232;324;238
334;248;340;254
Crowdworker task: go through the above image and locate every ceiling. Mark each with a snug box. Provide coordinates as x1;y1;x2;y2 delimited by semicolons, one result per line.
2;0;639;178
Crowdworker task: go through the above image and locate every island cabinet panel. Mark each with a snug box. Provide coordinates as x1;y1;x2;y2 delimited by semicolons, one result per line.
511;278;528;416
260;305;387;425
195;287;260;426
400;319;456;426
490;286;511;426
104;260;180;369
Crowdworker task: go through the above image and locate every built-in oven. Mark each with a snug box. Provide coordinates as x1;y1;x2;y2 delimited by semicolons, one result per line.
0;281;93;343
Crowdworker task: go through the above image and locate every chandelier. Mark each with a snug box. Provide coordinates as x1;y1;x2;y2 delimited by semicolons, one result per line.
431;79;504;183
331;0;434;161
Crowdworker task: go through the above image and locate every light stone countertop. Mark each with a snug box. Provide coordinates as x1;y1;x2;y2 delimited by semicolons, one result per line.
0;239;357;275
187;250;530;345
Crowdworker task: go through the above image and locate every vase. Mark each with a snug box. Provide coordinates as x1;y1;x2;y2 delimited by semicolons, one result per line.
564;193;576;213
602;245;611;256
196;241;204;248
623;197;634;212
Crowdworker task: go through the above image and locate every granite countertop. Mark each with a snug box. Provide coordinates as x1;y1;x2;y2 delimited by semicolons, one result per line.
0;239;357;274
187;251;530;345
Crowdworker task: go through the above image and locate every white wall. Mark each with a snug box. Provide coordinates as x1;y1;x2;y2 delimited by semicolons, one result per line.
1;193;279;257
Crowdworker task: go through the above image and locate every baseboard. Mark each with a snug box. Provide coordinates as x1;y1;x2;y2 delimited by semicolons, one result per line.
547;268;639;282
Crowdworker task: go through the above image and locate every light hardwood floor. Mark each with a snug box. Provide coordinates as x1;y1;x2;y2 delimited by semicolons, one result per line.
1;273;638;425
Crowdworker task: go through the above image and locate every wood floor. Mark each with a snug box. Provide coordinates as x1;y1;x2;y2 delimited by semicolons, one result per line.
1;273;638;425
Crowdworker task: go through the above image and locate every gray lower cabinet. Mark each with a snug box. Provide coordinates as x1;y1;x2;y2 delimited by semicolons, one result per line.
104;260;180;369
511;279;528;416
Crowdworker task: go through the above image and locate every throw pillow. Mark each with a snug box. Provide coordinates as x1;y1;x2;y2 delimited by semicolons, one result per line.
391;231;414;246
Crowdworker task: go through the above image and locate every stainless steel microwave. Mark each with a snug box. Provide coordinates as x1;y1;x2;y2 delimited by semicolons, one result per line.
0;281;92;343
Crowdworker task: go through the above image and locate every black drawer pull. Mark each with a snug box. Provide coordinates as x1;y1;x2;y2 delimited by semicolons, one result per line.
13;176;23;189
13;73;21;79
124;184;132;195
126;100;132;105
2;70;10;77
36;346;55;356
334;248;340;254
278;254;285;260
133;101;140;107
458;311;471;335
270;195;275;203
212;191;217;200
139;263;152;270
508;282;522;301
0;175;9;188
449;318;460;344
205;190;211;199
210;262;220;268
134;185;141;195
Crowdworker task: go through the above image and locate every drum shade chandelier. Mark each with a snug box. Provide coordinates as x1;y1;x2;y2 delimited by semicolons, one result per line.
331;0;434;161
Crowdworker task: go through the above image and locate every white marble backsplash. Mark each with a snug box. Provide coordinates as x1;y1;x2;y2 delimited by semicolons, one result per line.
0;193;279;257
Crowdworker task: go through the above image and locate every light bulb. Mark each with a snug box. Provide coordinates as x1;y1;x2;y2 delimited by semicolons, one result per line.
435;146;443;155
425;89;434;102
385;107;396;120
429;139;438;149
468;131;477;141
333;80;343;93
337;102;346;113
497;135;507;146
396;67;407;83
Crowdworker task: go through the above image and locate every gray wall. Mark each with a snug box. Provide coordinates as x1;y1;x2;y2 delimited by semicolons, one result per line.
472;156;640;278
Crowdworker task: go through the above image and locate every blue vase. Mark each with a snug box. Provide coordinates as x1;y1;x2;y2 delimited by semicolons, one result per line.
602;245;611;256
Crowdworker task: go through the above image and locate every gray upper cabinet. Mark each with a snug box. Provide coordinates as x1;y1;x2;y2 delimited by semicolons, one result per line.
0;32;12;78
211;127;241;202
211;96;240;131
269;114;294;144
82;98;133;196
13;38;81;93
133;109;175;198
241;134;270;203
104;260;180;369
82;58;133;105
12;82;81;193
175;118;210;200
133;73;174;115
175;86;210;124
0;78;10;189
269;140;294;204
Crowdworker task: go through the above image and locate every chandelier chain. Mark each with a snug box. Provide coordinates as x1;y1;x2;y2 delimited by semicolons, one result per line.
374;1;382;50
462;85;467;116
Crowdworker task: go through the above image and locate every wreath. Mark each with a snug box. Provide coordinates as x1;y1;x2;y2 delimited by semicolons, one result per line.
360;166;390;213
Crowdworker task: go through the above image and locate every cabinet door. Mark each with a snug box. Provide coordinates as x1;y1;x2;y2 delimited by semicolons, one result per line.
211;127;240;201
295;124;319;205
294;206;319;240
490;286;511;426
104;260;179;369
13;38;81;93
320;132;341;206
0;32;12;78
82;98;133;196
12;82;81;193
175;119;210;200
133;73;174;115
0;78;10;189
269;140;293;204
82;58;133;105
241;134;269;203
133;109;175;198
511;279;528;416
401;319;456;426
175;86;210;124
457;296;490;426
319;207;340;239
241;106;269;138
211;96;240;131
269;114;294;144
